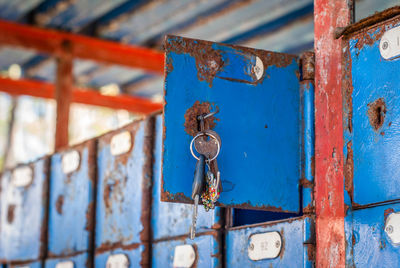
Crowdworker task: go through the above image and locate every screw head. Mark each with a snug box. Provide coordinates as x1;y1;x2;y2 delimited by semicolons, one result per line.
249;243;254;251
386;225;394;234
275;240;281;248
382;41;389;50
253;65;261;76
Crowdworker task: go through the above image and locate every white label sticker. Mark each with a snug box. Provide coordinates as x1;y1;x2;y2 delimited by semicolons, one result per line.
12;166;33;187
55;261;74;268
110;131;132;156
385;212;400;244
62;150;80;174
106;254;129;268
380;26;400;60
173;244;196;268
248;231;282;261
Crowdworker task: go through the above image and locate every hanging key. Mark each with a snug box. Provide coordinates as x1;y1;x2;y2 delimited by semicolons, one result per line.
189;153;206;240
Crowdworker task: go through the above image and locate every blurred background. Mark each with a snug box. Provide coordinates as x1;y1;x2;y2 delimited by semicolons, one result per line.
0;0;396;170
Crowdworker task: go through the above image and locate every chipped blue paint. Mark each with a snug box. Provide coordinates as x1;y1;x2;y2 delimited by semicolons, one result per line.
48;141;95;256
345;203;400;267
226;216;314;267
152;114;222;241
343;18;400;207
95;119;151;249
0;158;48;262
94;245;147;267
45;252;88;268
302;81;314;211
163;36;302;211
152;232;221;267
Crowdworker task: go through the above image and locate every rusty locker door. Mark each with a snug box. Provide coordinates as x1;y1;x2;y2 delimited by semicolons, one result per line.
162;35;312;213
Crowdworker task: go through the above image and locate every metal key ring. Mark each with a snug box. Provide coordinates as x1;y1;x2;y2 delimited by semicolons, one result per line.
190;132;220;162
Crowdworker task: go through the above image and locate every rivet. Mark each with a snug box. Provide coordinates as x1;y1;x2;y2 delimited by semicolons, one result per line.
386;225;394;234
382;41;389;50
249;243;254;250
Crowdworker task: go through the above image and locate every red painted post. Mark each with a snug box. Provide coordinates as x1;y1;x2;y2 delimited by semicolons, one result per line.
54;43;73;150
314;0;353;267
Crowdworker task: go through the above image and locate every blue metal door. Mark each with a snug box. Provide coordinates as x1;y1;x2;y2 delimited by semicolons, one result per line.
48;140;96;257
162;35;307;212
152;114;223;240
342;12;400;207
226;216;314;267
44;252;89;268
95;118;153;251
94;246;148;267
0;158;48;262
152;232;221;267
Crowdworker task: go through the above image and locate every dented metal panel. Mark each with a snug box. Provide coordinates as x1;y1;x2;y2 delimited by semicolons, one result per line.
94;244;148;267
345;203;400;267
342;9;400;207
151;231;221;267
0;158;49;262
48;140;96;256
152;114;223;240
162;35;302;212
226;216;315;267
95;118;153;251
44;252;89;268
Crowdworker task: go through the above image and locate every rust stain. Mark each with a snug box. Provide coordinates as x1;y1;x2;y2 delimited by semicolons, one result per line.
344;141;354;203
85;202;94;232
184;101;217;137
384;208;395;221
165;55;173;72
352;233;356;246
307;244;316;261
311;156;315;178
342;41;353;134
55;195;64;215
300;51;315;81
7;204;15;223
367;98;386;131
303;203;314;214
300;178;313;188
279;228;285;260
40;157;50;259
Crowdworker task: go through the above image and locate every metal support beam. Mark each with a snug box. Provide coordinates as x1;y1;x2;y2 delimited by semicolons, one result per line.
314;0;353;267
0;77;162;114
0;19;164;74
54;42;73;150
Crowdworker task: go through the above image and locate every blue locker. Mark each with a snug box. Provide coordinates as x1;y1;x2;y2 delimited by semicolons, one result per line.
95;118;153;253
152;114;223;240
94;245;148;267
152;232;221;267
162;35;313;212
48;140;96;257
226;216;314;267
342;8;400;207
0;158;49;262
345;203;400;267
45;252;88;268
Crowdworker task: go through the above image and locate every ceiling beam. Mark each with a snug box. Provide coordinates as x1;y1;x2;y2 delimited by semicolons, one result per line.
0;77;163;114
0;19;164;74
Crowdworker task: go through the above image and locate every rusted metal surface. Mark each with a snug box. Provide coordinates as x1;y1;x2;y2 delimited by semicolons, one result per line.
314;0;352;266
183;101;217;137
300;51;315;81
48;140;96;257
0;157;49;263
95;116;154;267
44;252;90;268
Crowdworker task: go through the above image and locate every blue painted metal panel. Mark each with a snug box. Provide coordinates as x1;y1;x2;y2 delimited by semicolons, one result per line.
162;36;301;211
95;118;153;250
152;232;221;267
0;158;48;262
8;261;42;268
48;140;95;256
152;114;223;241
94;245;148;267
343;15;400;207
45;252;89;268
226;216;314;267
345;203;400;267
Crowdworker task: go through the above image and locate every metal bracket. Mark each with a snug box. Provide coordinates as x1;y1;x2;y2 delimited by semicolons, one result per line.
173;244;196;268
110;131;132;156
380;25;400;60
248;231;282;261
385;212;400;244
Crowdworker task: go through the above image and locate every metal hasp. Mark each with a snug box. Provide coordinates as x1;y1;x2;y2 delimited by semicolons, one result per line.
162;35;314;212
226;216;315;267
151;114;222;241
0;158;49;263
151;231;221;267
48;140;96;258
94;117;153;267
341;6;400;208
44;252;88;268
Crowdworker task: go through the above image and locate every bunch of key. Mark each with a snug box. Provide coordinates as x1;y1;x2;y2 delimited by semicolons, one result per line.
189;111;222;240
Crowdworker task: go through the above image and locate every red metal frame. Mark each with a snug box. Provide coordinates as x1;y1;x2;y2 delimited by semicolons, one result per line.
0;77;162;113
314;0;352;266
